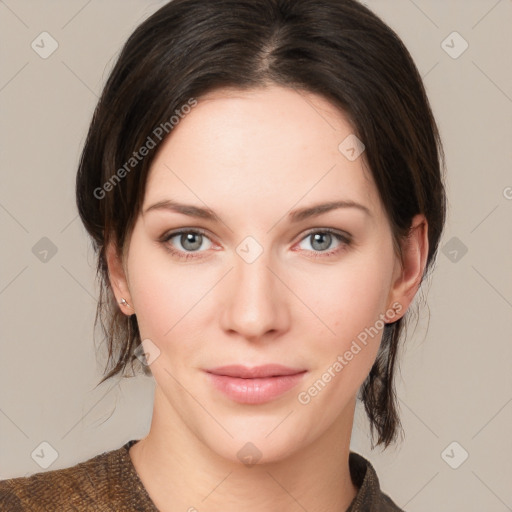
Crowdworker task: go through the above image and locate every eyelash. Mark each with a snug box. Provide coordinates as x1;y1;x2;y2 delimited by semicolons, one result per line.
159;228;352;261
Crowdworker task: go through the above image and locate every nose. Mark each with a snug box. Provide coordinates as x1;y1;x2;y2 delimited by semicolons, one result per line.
219;247;290;341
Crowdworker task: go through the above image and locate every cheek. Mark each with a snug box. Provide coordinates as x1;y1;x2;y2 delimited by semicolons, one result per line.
126;237;211;342
296;252;393;347
294;257;391;407
292;245;395;402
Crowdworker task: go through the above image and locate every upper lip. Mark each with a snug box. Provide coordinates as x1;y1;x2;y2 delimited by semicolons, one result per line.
205;364;306;379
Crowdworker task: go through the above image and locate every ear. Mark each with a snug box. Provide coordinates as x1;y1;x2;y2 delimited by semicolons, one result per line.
105;241;133;316
385;213;429;321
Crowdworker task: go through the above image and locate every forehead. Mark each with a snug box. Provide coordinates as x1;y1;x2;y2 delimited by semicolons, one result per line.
143;85;381;220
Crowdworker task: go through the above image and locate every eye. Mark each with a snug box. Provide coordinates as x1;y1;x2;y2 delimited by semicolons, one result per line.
160;229;213;259
296;229;351;257
159;227;351;261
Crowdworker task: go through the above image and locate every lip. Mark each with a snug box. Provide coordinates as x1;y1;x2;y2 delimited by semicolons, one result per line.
204;364;307;404
206;364;306;378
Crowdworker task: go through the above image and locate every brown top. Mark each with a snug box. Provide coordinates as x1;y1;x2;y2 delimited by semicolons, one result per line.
0;440;404;511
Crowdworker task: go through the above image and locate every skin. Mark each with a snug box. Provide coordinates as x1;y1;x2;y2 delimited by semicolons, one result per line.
107;84;428;512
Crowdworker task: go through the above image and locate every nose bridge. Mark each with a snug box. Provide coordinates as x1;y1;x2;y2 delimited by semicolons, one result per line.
221;240;288;339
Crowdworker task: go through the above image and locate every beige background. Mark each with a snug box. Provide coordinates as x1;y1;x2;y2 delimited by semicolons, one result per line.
1;0;511;510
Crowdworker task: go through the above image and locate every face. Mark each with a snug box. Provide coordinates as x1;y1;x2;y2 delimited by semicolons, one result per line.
109;85;421;464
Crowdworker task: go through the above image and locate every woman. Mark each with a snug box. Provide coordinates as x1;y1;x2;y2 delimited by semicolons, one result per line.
0;0;446;510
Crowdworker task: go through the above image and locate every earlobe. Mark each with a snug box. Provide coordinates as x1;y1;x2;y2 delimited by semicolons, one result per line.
386;214;429;320
105;241;133;315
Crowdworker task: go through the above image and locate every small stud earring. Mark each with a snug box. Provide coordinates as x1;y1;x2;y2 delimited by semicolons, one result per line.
119;298;132;308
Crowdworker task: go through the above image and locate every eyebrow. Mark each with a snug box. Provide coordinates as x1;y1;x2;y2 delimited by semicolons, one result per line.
143;199;371;222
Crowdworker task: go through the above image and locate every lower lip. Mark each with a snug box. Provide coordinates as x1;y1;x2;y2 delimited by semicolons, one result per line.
205;371;307;405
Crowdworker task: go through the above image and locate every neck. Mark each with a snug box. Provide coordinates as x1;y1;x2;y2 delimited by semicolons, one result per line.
129;387;359;512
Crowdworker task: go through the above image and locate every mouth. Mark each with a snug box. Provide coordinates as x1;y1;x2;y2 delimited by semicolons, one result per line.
206;364;306;379
204;364;307;404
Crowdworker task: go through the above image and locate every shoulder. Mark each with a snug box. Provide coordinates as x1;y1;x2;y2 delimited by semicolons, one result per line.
0;440;150;511
348;451;406;512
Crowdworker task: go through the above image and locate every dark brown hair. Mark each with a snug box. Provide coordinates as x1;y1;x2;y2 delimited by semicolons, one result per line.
76;0;446;449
